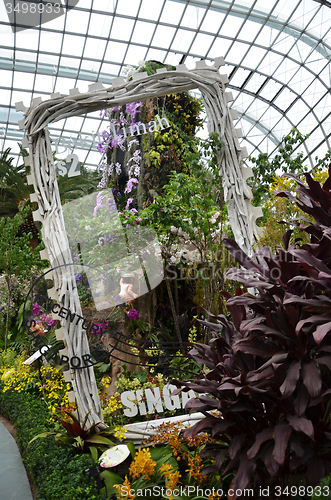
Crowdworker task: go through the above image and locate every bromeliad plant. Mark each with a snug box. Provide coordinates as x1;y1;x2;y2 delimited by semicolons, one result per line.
28;410;117;461
177;166;331;497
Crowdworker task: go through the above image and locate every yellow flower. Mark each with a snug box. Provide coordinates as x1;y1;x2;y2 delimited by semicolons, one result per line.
185;453;205;483
166;470;181;490
114;475;135;499
129;448;156;481
160;463;174;478
114;426;127;440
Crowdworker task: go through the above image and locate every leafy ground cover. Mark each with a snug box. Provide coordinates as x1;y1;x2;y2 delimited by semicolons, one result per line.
0;388;103;500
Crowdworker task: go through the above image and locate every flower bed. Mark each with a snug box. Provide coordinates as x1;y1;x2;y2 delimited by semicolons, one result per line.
0;388;103;500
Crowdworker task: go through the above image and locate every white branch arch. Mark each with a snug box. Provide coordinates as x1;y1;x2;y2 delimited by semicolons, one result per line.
16;57;262;426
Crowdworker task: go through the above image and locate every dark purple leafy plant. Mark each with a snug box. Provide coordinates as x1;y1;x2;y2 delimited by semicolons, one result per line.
177;167;331;497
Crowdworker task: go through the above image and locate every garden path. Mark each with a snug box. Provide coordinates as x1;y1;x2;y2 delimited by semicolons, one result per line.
0;420;34;500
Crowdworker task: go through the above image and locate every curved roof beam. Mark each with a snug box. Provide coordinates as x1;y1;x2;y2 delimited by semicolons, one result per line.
186;0;331;60
235;109;282;147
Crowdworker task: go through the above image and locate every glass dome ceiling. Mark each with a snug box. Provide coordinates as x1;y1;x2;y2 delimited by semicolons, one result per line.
0;0;330;170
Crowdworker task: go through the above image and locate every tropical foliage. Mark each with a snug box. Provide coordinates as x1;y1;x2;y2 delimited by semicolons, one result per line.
177;166;331;497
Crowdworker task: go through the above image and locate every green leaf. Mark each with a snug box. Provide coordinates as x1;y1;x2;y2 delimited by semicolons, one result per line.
89;446;99;462
127;441;136;459
27;431;55;447
100;470;124;495
85;435;115;446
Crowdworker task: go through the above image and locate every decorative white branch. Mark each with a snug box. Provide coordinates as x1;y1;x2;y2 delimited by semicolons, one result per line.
17;57;261;426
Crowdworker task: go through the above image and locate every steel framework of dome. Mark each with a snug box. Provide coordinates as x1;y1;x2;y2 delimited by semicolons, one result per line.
0;0;330;169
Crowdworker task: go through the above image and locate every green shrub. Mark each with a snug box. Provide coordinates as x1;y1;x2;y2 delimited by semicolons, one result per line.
0;388;105;500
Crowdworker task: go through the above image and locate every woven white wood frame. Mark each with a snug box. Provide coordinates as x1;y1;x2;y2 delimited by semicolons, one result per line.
16;57;262;426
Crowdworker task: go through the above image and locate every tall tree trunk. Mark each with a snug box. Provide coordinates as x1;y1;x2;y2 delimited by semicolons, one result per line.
165;275;182;345
173;270;179;316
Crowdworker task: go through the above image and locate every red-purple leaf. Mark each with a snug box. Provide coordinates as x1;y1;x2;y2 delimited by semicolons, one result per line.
307;457;325;487
273;423;292;465
229;434;246;460
316;356;331;370
295;315;331;334
233;338;278;357
183;416;217;438
302;360;322;398
294;384;309;417
211;420;235;437
223;238;263;274
261;444;280;477
201;465;218;476
215;449;230;469
247;428;274;459
280;361;301;398
313;321;331;344
230;455;256;494
287;415;314;440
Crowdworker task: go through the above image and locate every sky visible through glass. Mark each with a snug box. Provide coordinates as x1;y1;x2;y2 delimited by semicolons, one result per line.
0;0;331;170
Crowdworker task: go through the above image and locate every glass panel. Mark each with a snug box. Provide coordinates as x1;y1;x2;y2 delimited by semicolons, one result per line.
100;62;121;77
273;59;300;85
302;79;327;108
273;87;297;111
245;73;267;93
88;13;112;38
146;48;167;62
13;71;35;90
62;34;86;57
34;74;55;93
208;37;233;59
117;0;140;16
131;21;156;45
286;98;310;124
238;19;263;43
152;25;177;49
124;45;148;66
259;79;282;101
313;95;331;122
39;31;64;54
255;26;280;48
105;41;128;63
229;68;251;88
54;76;77;94
200;9;225;34
289;66;315;95
84;38;107;59
0;69;12;88
226;41;250;65
65;9;90;34
219;15;244;38
181;5;206;29
41;11;65;30
15;29;40;50
164;52;183;66
190;33;214;56
110;17;135;42
160;0;185;25
60;56;81;70
171;29;196;53
138;0;164;21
